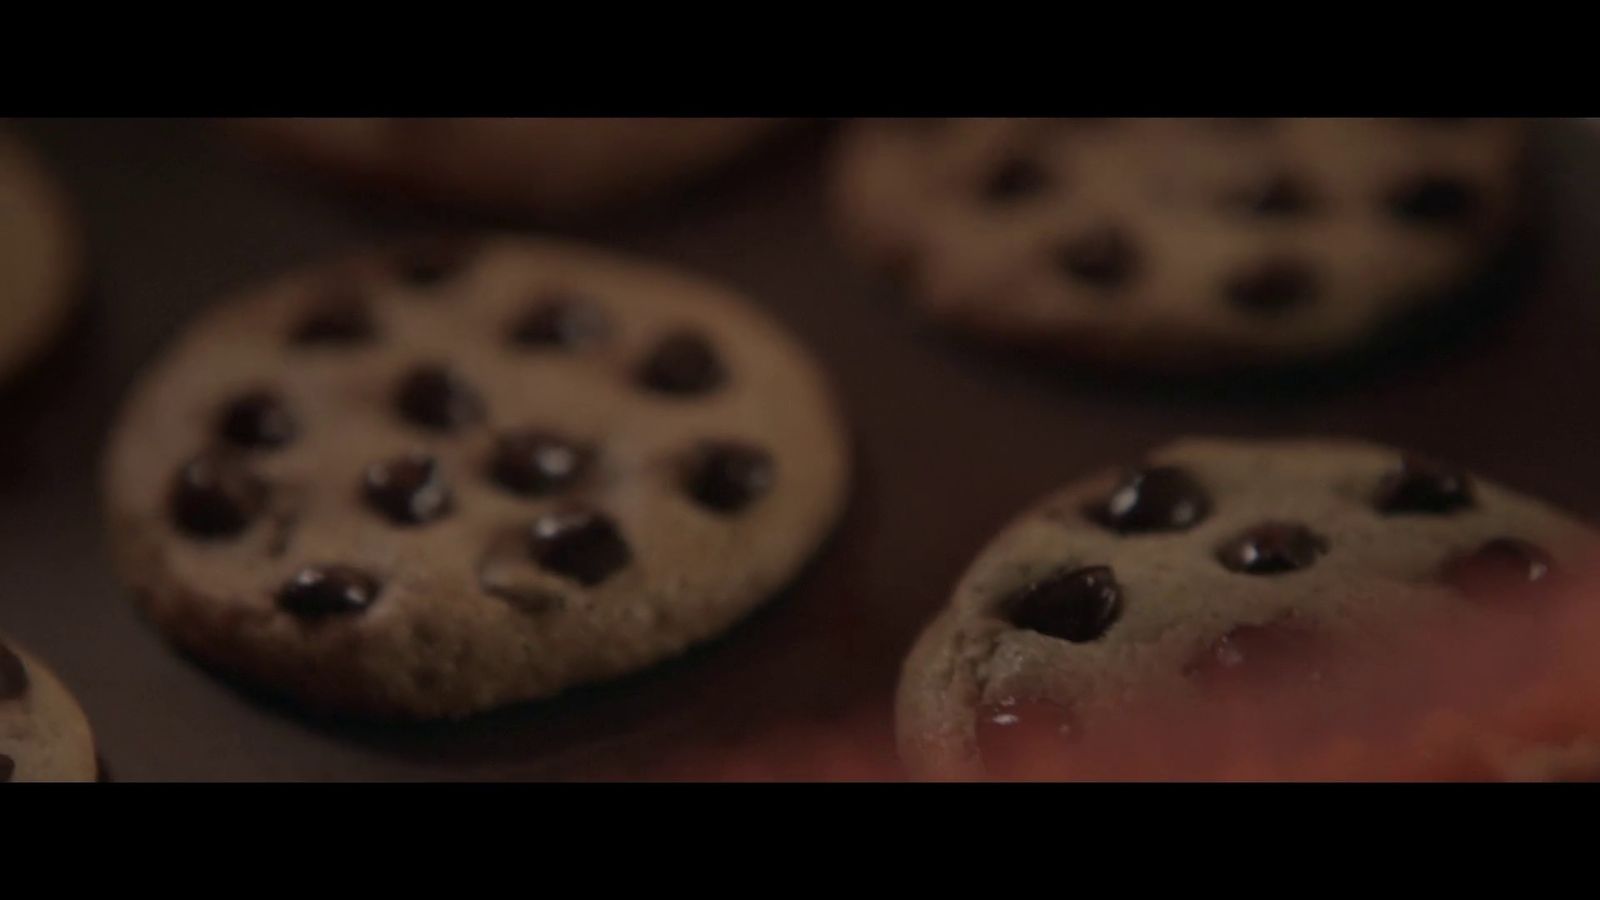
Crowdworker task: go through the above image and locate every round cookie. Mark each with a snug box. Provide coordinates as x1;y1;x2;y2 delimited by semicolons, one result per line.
833;118;1525;370
104;236;850;719
0;127;81;386
896;437;1600;780
235;118;789;215
0;634;97;782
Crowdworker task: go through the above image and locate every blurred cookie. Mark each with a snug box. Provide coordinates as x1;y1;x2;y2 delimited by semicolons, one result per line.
833;118;1525;370
1;634;97;782
236;117;789;215
104;236;850;719
0;128;80;386
896;437;1599;780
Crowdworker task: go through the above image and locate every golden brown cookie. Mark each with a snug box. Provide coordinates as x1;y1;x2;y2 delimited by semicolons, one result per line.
0;127;80;386
0;635;97;783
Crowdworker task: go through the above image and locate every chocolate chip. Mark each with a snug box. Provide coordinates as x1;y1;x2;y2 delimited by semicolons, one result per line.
490;430;592;497
1217;523;1327;574
1057;227;1137;289
509;295;612;349
1387;175;1479;224
1184;620;1329;689
396;364;485;432
1226;258;1319;316
291;291;376;345
637;332;727;396
1443;538;1556;600
685;441;775;514
393;239;475;287
0;641;28;701
983;156;1051;204
1095;466;1210;533
527;510;632;587
1376;455;1475;515
0;753;13;782
218;390;297;449
170;452;266;538
364;452;452;525
1225;173;1316;217
278;565;382;618
1003;566;1122;643
975;697;1078;779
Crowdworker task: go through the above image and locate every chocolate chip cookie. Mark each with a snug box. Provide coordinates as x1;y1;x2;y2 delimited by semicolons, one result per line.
833;118;1525;370
0;635;98;782
235;118;789;215
0;127;81;386
896;437;1599;780
104;236;850;719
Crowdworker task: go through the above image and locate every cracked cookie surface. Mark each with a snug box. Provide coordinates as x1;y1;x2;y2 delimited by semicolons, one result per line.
105;237;850;719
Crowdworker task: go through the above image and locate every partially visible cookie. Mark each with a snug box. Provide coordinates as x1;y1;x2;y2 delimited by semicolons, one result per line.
833;118;1525;370
0;127;81;386
104;236;850;719
896;437;1600;780
0;634;97;783
235;118;789;215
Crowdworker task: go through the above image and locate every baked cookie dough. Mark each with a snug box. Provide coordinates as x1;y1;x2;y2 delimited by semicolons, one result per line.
0;127;80;386
1;635;97;783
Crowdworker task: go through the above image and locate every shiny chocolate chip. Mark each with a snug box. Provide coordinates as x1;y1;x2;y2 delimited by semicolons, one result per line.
1003;566;1122;643
983;156;1051;204
1057;227;1137;289
1387;175;1479;224
396;364;485;432
291;291;376;345
278;566;382;618
528;510;632;587
363;452;452;525
1095;466;1210;533
1226;258;1319;316
0;640;28;701
1217;523;1328;574
509;295;612;349
686;442;775;514
170;452;266;538
490;430;592;497
637;332;727;396
219;390;297;449
1443;538;1557;600
1376;455;1474;515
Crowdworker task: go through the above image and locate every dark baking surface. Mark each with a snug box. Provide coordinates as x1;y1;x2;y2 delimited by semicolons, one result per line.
3;119;1599;781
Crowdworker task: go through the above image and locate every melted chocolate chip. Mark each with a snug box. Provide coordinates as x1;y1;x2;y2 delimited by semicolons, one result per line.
364;453;452;525
218;390;297;449
975;697;1078;779
1217;523;1328;574
1226;258;1319;316
528;510;632;586
291;291;376;345
490;430;592;497
983;156;1051;203
0;753;13;782
0;641;28;701
637;332;727;396
1376;455;1475;515
1004;566;1122;643
278;566;382;618
1225;173;1316;217
509;295;612;349
393;239;475;287
1443;538;1557;600
170;453;266;538
1057;227;1137;289
396;364;485;432
686;441;776;514
1096;466;1210;533
1387;175;1479;224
